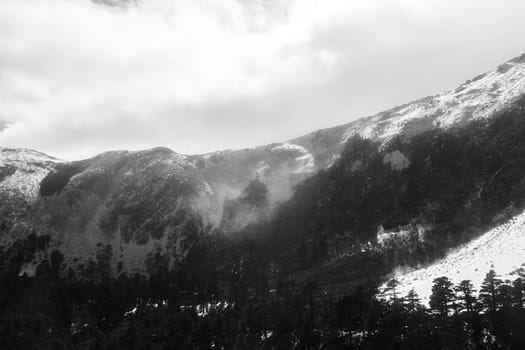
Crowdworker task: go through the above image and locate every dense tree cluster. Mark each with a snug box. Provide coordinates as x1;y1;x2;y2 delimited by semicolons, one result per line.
2;250;525;350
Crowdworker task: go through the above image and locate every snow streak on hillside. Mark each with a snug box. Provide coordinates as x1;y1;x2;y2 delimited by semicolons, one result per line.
382;211;525;303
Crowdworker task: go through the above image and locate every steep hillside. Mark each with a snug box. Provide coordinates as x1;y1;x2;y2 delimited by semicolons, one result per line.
0;148;60;247
291;53;525;162
0;148;60;203
382;209;525;303
1;53;525;283
0;143;327;277
262;94;525;296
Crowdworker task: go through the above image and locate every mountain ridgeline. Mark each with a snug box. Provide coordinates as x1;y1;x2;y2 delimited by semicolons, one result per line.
265;95;525;293
1;53;525;302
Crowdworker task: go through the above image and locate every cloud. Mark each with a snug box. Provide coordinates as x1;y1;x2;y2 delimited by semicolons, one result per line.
1;0;525;159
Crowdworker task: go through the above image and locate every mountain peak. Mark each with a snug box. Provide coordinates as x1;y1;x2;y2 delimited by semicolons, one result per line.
0;147;61;165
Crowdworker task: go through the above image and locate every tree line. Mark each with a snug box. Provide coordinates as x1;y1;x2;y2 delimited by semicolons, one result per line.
2;261;525;349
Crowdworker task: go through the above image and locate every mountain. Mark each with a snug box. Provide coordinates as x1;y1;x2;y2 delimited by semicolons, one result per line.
0;144;321;277
1;53;525;288
0;138;341;277
0;148;60;244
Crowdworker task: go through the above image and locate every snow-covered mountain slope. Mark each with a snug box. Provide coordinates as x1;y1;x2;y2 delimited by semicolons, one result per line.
285;53;525;172
0;148;60;203
345;53;525;144
0;148;61;248
382;211;525;303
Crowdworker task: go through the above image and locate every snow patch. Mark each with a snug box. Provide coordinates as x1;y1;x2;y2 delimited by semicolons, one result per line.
377;225;412;245
202;180;214;196
0;148;60;166
255;161;270;177
381;210;525;303
272;143;308;153
273;143;315;174
383;151;410;171
292;153;314;174
350;160;362;171
326;154;341;168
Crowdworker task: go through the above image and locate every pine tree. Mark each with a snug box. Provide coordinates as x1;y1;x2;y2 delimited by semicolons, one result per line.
498;283;514;311
429;276;455;317
385;278;401;304
511;277;525;310
455;280;483;349
479;269;503;328
455;280;477;314
404;289;421;313
496;282;514;348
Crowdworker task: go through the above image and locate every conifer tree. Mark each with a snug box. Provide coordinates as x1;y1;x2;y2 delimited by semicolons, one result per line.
455;280;477;314
385;278;401;304
511;277;525;310
479;269;503;328
429;276;455;317
404;289;421;313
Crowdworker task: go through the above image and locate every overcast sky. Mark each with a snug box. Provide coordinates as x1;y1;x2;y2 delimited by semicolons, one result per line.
1;0;525;160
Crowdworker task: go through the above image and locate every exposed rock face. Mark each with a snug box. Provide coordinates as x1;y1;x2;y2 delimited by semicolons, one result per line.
1;53;525;280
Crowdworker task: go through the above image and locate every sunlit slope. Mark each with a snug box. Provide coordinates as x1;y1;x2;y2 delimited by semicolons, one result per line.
385;211;525;302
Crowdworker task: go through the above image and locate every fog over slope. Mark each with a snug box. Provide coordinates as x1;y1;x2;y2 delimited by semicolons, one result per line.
1;53;525;280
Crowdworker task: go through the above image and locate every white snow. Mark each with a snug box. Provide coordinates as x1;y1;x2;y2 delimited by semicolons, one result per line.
377;225;412;245
255;161;270;177
273;143;315;174
327;154;341;168
350;159;362;171
382;150;410;171
202;180;214;196
0;148;60;203
343;56;525;145
272;143;308;153
292;153;315;173
381;210;525;303
195;301;231;317
0;148;60;166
